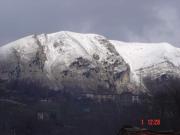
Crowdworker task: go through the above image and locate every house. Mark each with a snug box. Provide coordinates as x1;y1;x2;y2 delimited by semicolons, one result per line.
40;98;52;103
118;92;140;106
37;112;49;120
117;126;177;135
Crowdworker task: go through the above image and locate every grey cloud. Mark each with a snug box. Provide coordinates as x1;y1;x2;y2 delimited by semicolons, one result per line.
126;4;180;46
0;0;180;47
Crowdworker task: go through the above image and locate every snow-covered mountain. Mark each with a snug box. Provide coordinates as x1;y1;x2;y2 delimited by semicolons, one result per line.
110;40;180;85
0;31;180;94
0;31;129;94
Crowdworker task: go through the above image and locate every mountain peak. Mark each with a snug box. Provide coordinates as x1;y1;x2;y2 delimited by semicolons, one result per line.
0;31;129;93
0;31;180;93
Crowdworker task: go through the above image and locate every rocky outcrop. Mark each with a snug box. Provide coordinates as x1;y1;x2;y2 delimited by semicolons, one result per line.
0;31;130;94
1;31;180;95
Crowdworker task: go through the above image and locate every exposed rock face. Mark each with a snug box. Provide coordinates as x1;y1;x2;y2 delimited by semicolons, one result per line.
1;31;180;95
0;31;130;94
111;40;180;88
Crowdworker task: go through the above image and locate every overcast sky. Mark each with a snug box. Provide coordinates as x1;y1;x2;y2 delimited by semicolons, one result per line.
0;0;180;47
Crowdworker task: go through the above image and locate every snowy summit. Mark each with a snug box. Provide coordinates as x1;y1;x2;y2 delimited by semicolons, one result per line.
0;31;180;93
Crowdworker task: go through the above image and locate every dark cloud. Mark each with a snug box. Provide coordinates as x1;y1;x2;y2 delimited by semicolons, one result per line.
0;0;180;46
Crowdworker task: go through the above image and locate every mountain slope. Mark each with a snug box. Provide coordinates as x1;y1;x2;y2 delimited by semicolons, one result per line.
0;31;180;93
0;31;129;94
110;40;180;85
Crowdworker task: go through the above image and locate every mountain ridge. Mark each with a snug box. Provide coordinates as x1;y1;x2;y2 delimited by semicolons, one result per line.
0;31;180;94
